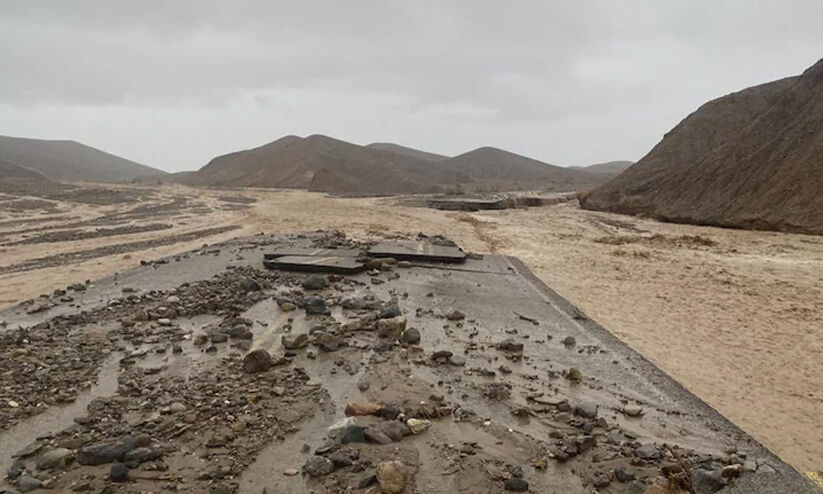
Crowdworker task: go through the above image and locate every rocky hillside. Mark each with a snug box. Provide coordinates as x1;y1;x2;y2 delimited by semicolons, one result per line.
581;59;823;235
0;135;165;183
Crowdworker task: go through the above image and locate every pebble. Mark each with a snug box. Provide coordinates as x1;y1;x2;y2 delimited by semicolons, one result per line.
567;367;583;381
303;456;334;477
377;316;407;339
36;448;74;470
302;275;327;291
400;327;421;344
562;336;576;346
406;418;431;434
110;462;129;482
282;333;309;349
504;477;529;491
635;444;661;460
623;405;644;417
376;461;407;494
18;475;42;492
691;468;725;493
573;402;598;419
305;296;329;315
242;349;272;373
344;402;382;416
448;354;467;366
446;310;465;321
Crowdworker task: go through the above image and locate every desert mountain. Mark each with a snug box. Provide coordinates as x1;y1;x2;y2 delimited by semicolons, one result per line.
366;142;448;162
581;58;823;235
0;158;49;181
0;135;165;183
183;134;604;195
570;160;633;176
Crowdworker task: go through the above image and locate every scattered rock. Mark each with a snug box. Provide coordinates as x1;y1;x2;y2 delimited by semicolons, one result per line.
448;354;466;366
345;402;382;416
567;367;583;381
376;460;407;494
573;402;598;419
240;276;261;291
445;310;465;321
305;296;329;315
379;304;402;319
279;301;296;312
377;316;407;339
303;455;334;477
623;405;644;417
110;462;129;482
497;338;524;352
77;434;150;465
400;327;420;344
504;477;529;491
406;418;431;434
282;333;309;349
242;349;272;373
36;448;74;470
302;275;327;290
635;444;661;460
562;336;576;346
691;468;725;494
17;475;42;492
615;467;636;482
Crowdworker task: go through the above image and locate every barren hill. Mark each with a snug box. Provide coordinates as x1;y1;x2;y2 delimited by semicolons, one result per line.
0;135;165;183
0;159;49;181
183;134;606;195
366;142;448;162
581;59;823;235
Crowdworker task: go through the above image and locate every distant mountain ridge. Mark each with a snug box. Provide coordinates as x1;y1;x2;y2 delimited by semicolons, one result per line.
0;135;165;183
570;160;633;176
581;58;823;235
181;134;607;195
0;158;50;181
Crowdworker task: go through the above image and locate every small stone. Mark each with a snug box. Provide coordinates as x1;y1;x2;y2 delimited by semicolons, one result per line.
379;304;402;319
562;336;576;346
36;448;74;470
110;463;129;482
240;276;261;292
364;428;394;444
497;338;524;352
157;318;172;326
722;464;743;478
314;332;344;352
243;349;272;373
430;350;453;362
376;461;406;494
194;334;208;346
406;418;431;434
445;310;465;321
567;367;583;381
8;400;19;408
345;402;382;416
573;402;598;418
377;316;407;339
623;405;643;417
282;333;309;349
635;444;661;460
283;468;299;476
615;467;636;482
448;354;466;366
172;343;183;354
18;475;42;492
400;327;420;344
305;295;329;315
302;275;327;291
303;456;334;477
504;477;529;491
279;302;296;312
691;469;725;494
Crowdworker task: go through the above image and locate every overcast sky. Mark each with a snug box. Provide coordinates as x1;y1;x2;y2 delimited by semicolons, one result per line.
1;1;821;172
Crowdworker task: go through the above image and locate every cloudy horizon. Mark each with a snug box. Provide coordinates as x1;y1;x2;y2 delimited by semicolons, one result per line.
1;1;821;172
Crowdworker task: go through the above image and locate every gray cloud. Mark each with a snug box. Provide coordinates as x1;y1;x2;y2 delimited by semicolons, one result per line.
1;0;821;171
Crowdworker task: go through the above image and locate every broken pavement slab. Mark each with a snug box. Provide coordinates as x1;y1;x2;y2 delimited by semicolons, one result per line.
263;255;366;274
368;240;467;263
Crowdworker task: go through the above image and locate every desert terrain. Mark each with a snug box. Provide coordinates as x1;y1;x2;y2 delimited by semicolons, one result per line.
1;181;821;482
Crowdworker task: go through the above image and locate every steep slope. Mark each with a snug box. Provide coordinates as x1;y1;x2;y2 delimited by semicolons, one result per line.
366;142;448;162
581;59;823;235
0;159;49;181
0;135;165;182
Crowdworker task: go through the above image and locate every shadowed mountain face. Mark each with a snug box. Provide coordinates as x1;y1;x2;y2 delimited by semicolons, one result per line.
0;159;49;181
581;58;823;235
0;135;165;183
183;135;605;195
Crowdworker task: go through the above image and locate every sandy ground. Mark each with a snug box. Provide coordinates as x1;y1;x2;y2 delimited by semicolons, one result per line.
1;183;821;478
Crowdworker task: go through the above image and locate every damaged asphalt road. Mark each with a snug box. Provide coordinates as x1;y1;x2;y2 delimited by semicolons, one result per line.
0;232;818;493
